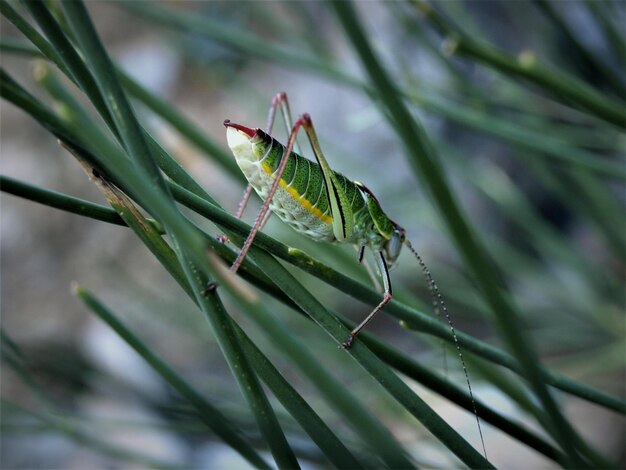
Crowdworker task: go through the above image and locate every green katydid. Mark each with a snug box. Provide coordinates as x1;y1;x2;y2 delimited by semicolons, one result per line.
221;92;486;455
222;92;449;350
224;93;406;349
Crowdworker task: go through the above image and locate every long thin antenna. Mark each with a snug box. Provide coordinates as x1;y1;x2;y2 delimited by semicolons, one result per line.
404;239;487;458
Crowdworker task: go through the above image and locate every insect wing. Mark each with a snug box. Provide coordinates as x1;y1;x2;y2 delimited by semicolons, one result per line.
313;150;353;242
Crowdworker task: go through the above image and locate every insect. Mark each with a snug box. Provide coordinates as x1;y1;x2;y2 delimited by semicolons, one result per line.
222;92;428;349
221;92;486;455
223;93;414;350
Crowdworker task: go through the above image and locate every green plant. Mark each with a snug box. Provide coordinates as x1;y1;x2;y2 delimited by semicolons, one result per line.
2;1;624;468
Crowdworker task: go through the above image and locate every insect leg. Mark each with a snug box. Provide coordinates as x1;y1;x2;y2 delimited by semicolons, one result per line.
230;114;309;274
218;184;254;243
259;207;273;230
355;245;382;293
357;245;365;263
342;251;392;349
298;114;354;242
254;92;298;233
219;92;293;243
247;92;296;234
230;91;290;226
235;185;254;219
266;92;302;155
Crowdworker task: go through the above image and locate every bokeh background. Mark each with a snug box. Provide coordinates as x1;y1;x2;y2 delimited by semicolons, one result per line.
2;1;624;468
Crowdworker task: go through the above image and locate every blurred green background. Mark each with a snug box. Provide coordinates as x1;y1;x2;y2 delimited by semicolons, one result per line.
1;1;624;468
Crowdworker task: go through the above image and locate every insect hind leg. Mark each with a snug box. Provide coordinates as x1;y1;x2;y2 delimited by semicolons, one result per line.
229;112;311;274
218;92;295;244
266;92;302;154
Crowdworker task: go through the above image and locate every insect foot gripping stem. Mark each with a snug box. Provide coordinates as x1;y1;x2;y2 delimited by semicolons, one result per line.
201;281;219;296
341;334;356;350
340;253;393;350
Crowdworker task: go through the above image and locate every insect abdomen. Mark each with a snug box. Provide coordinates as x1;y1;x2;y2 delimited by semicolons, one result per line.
236;135;333;241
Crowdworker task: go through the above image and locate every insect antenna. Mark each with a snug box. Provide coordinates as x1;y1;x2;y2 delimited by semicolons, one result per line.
403;239;487;458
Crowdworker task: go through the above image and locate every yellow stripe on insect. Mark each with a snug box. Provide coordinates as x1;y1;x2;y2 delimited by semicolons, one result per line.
261;162;332;224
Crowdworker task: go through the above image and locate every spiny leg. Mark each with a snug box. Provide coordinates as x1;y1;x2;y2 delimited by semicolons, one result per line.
258;91;302;234
295;114;355;244
255;92;298;232
235;185;254;219
342;251;392;349
216;184;253;244
265;92;302;155
230;113;309;274
220;92;295;243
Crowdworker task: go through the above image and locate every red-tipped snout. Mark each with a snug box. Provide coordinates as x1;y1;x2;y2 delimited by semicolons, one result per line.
223;119;257;137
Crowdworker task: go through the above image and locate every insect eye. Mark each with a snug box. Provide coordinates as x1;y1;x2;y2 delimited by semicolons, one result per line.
386;230;404;262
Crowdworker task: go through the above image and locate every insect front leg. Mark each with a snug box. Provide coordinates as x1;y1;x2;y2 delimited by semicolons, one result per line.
342;251;392;349
355;245;382;293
